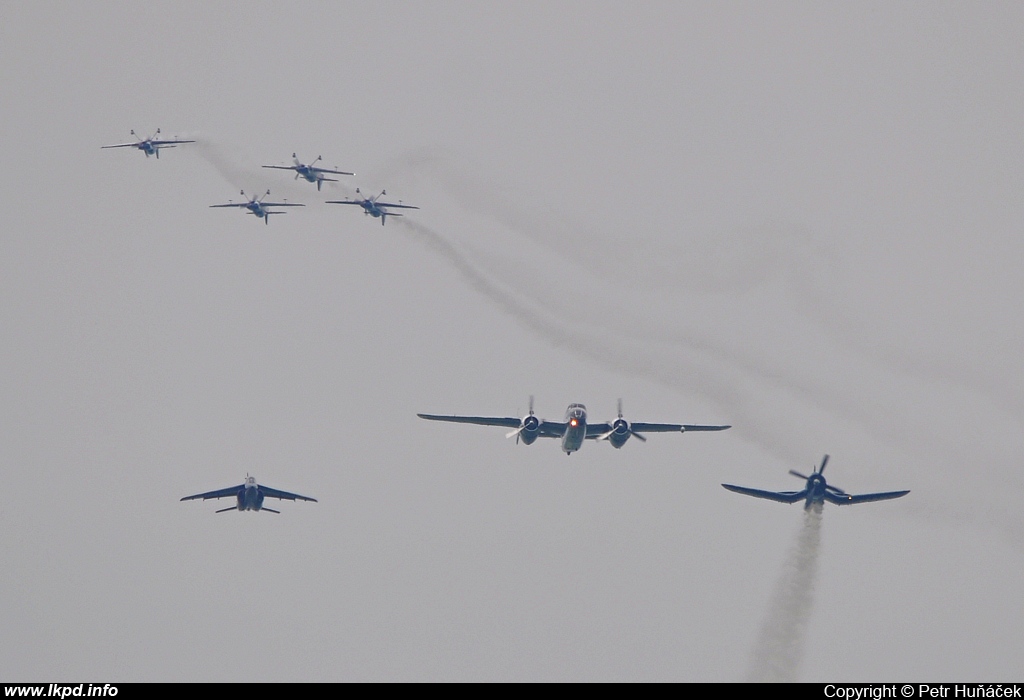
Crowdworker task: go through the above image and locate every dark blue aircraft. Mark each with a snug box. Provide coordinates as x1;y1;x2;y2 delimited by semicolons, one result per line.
722;454;909;509
262;153;353;191
101;129;194;158
181;475;317;514
326;188;419;226
210;189;304;224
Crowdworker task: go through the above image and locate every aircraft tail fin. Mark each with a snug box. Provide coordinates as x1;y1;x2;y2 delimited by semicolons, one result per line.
261;507;281;514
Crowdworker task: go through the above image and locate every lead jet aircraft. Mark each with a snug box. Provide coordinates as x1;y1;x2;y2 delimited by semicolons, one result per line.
722;454;909;509
262;153;354;191
181;475;317;513
325;188;419;226
210;189;304;224
418;398;730;455
101;129;194;158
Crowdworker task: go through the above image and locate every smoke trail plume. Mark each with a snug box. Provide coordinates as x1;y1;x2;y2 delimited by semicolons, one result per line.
392;217;801;462
746;506;823;682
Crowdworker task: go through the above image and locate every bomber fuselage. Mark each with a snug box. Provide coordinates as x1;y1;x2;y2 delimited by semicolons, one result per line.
562;403;587;454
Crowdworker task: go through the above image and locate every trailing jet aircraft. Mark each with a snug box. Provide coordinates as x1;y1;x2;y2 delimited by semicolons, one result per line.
181;475;317;513
101;129;194;158
262;153;354;191
417;398;730;455
210;189;304;224
325;188;419;226
721;454;909;509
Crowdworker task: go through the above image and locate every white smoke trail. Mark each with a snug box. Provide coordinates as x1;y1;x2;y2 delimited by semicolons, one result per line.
746;506;824;682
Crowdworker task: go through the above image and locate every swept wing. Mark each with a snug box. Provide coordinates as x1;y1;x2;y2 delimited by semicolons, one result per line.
259;485;318;502
180;484;243;501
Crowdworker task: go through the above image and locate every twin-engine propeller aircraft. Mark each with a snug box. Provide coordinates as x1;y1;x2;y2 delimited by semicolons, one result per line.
210;189;304;224
181;475;317;513
721;454;909;509
101;129;195;158
262;153;354;191
326;188;419;226
417;398;731;455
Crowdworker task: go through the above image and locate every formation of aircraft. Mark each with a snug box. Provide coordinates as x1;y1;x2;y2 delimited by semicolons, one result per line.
417;398;731;455
180;475;317;514
721;454;910;509
104;133;416;227
101;127;912;515
262;153;354;191
209;189;304;224
101;129;195;158
326;188;420;226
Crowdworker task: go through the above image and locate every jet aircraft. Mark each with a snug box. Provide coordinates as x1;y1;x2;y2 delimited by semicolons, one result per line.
181;475;317;513
101;129;194;158
262;153;354;191
326;188;419;226
210;189;304;224
721;454;909;509
417;398;730;455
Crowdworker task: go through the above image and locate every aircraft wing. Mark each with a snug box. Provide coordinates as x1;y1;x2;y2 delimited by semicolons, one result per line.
209;203;249;208
311;167;354;176
259;486;317;502
324;200;363;206
824;489;910;505
260;202;305;207
180;485;243;501
378;202;420;210
261;165;299;171
417;413;523;429
537;421;567;437
721;484;807;503
101;143;139;149
632;422;731;433
151;139;195;145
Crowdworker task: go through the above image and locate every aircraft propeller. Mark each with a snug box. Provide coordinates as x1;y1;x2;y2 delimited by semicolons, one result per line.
789;454;847;493
505;395;538;443
597;399;646;443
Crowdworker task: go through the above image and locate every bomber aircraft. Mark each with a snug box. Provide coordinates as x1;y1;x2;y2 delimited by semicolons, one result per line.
418;398;730;455
210;189;304;224
101;129;194;158
181;475;317;513
722;454;909;509
262;153;354;191
326;188;419;226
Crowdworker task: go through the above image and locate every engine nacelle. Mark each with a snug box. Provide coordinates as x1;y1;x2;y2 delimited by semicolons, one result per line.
520;414;540;445
608;418;631;449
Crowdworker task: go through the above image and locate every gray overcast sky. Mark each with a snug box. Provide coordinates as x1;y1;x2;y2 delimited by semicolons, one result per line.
1;1;1022;681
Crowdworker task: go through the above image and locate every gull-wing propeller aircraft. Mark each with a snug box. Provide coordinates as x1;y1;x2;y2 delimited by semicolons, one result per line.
210;189;304;224
101;129;195;158
262;153;354;191
326;188;419;226
181;475;317;513
722;454;909;509
418;398;731;455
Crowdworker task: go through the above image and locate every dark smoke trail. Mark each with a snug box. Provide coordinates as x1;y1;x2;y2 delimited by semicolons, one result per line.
746;506;823;682
393;217;802;463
